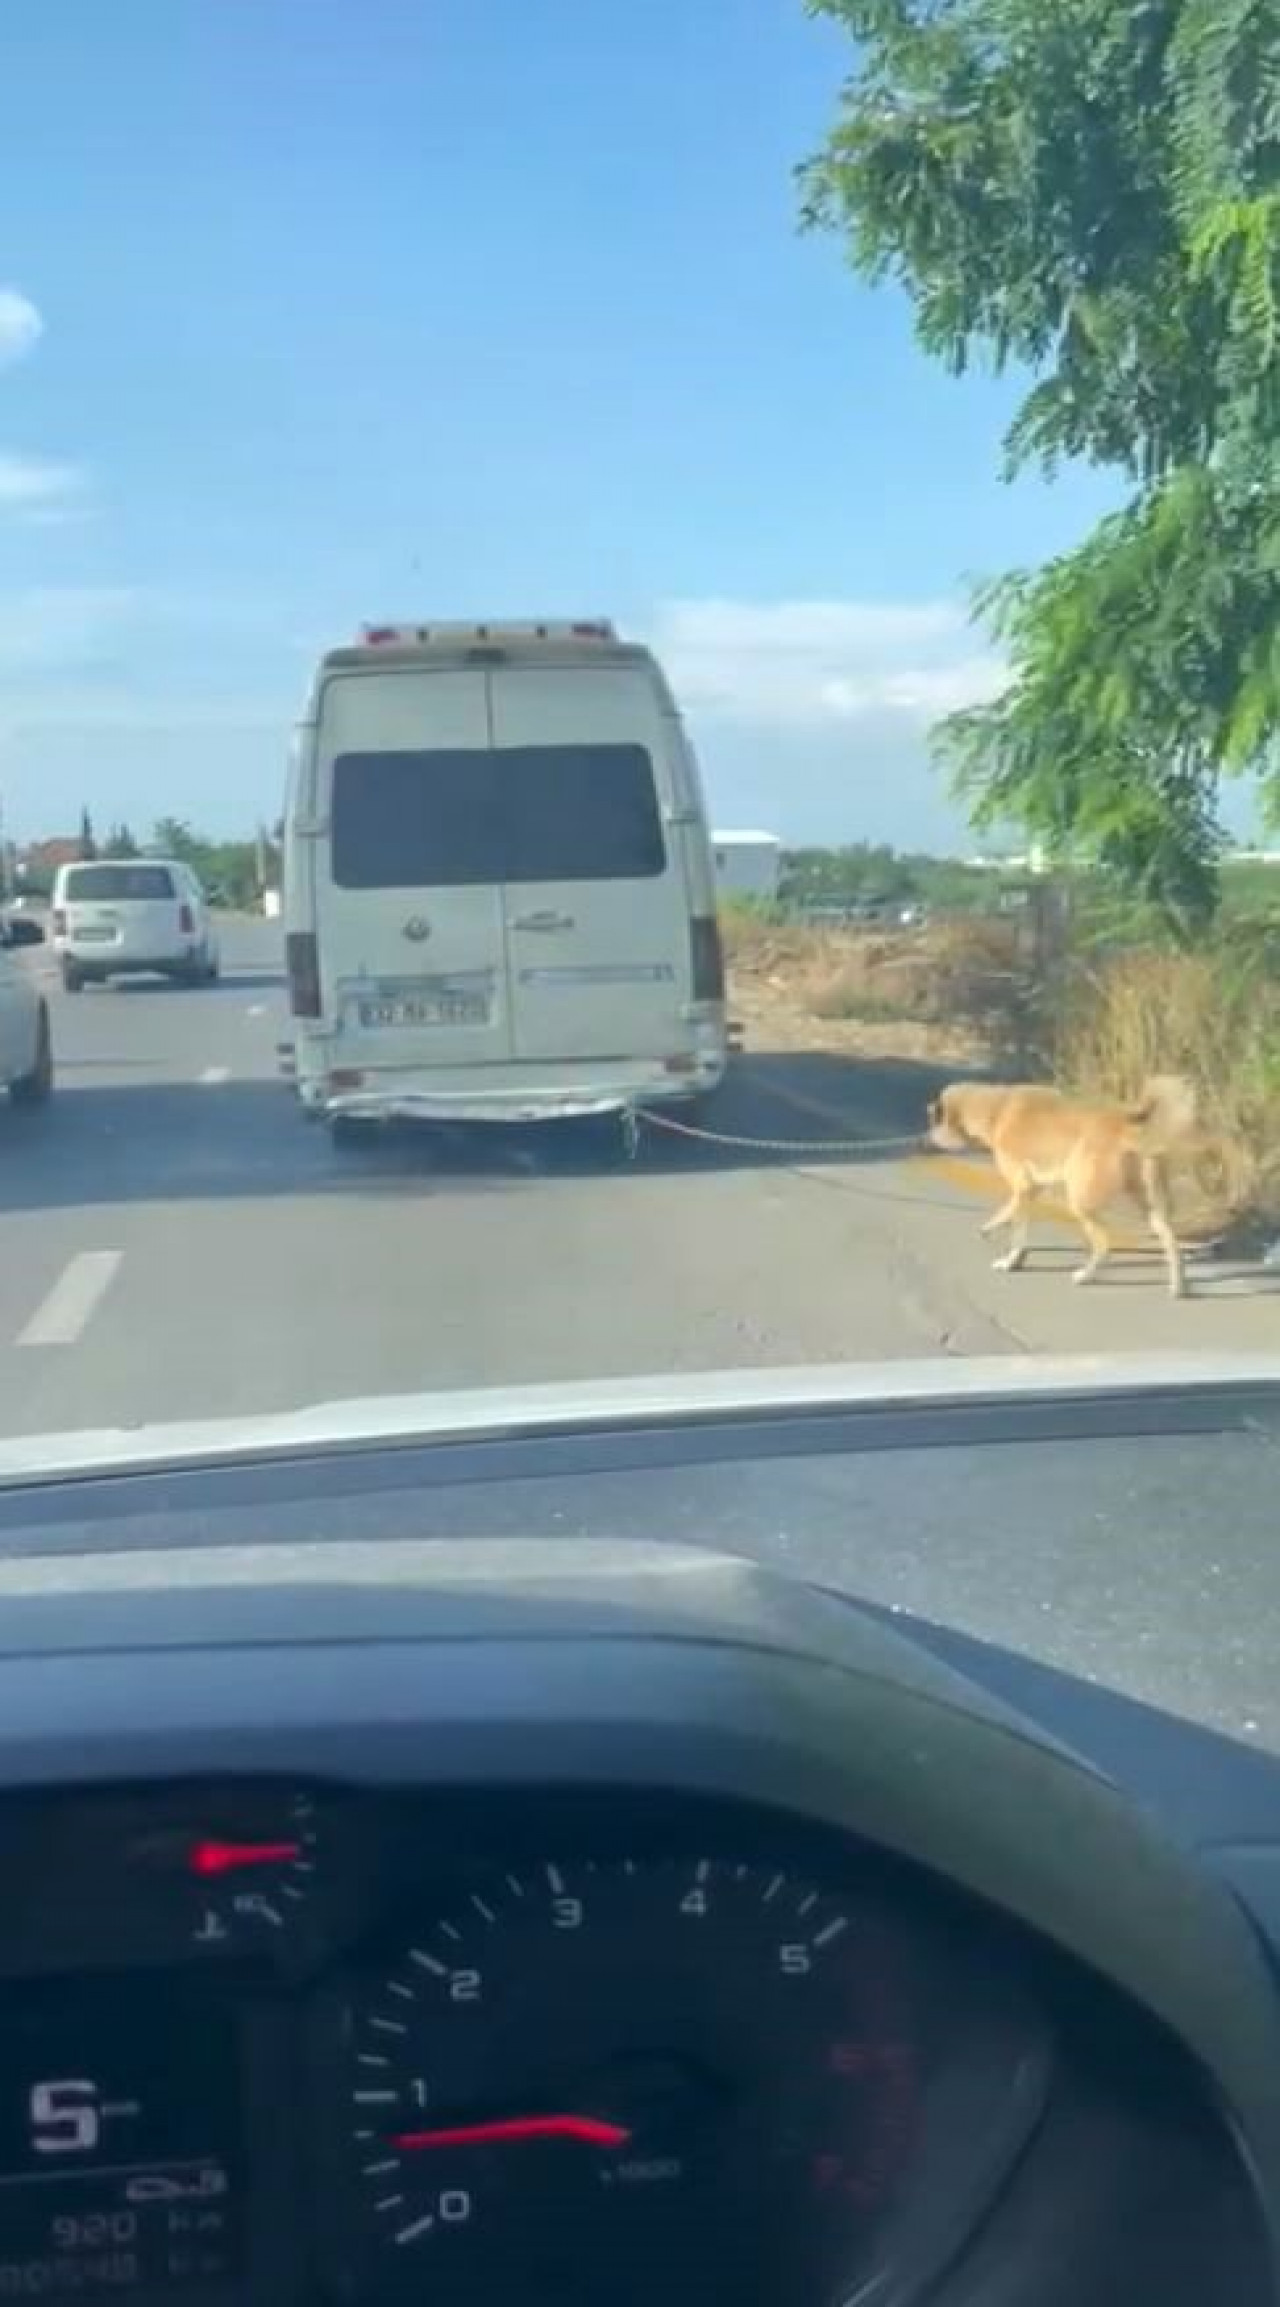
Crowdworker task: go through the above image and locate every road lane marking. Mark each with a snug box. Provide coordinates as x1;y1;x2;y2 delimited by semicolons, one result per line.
199;1065;231;1084
18;1252;122;1348
247;1003;267;1017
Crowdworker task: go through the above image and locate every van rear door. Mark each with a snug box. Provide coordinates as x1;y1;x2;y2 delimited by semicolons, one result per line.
488;664;691;1063
317;667;514;1068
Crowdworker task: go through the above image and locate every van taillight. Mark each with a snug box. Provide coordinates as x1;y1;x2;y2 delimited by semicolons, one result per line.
53;908;66;936
286;931;322;1018
690;915;724;1002
178;902;194;934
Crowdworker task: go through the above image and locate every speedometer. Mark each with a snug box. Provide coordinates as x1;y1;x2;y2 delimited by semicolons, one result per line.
324;1858;926;2305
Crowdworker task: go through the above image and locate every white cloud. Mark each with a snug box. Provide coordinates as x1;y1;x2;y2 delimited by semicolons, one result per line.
0;293;94;516
0;289;42;370
0;452;85;510
0;588;309;718
17;503;97;530
649;597;1006;729
3;694;282;732
0;587;142;673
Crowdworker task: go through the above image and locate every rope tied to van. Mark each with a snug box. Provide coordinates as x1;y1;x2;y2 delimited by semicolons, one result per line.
630;1106;927;1159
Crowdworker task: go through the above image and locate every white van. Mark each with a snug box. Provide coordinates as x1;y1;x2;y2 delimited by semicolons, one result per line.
51;860;220;991
282;620;728;1129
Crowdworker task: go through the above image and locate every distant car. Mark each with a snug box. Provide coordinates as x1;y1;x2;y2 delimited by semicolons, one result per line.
0;913;53;1106
50;860;220;991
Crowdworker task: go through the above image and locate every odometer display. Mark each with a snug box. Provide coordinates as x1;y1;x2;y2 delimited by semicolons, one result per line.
330;1859;923;2304
0;1976;246;2297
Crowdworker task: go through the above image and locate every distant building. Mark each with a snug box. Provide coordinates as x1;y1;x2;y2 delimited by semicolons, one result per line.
712;829;781;901
968;842;1049;875
15;836;85;897
18;836;83;876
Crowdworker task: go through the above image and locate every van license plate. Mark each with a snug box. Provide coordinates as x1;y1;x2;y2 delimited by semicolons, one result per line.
358;994;490;1029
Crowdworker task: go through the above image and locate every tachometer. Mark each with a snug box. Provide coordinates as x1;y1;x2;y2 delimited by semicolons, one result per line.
326;1858;923;2305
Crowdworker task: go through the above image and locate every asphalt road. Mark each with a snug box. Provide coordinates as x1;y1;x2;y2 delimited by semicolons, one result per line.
0;917;1275;1445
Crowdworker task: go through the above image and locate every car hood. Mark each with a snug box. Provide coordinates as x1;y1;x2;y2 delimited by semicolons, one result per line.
0;1351;1275;1486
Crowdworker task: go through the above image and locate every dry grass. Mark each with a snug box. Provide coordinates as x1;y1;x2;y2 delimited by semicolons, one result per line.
722;905;1033;1064
1055;937;1280;1236
804;917;1024;1030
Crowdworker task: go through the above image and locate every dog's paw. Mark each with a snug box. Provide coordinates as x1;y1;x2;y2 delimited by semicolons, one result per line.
1071;1266;1097;1287
992;1253;1021;1274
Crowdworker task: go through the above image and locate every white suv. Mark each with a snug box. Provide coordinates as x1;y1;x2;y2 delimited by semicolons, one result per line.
51;860;220;991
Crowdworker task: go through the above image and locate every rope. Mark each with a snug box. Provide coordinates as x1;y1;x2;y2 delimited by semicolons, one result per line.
633;1106;926;1158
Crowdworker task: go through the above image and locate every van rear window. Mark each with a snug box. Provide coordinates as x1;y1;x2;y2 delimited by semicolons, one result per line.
63;865;175;901
331;746;666;889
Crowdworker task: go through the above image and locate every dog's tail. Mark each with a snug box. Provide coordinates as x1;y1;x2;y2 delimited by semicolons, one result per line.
1123;1074;1198;1153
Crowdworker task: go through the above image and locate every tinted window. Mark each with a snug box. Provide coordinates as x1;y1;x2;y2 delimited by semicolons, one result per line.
63;865;175;901
331;746;666;889
503;746;666;882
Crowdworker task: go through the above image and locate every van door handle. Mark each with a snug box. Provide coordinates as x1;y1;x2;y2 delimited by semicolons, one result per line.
512;910;575;932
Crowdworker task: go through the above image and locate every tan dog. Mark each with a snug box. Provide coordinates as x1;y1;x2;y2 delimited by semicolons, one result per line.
927;1076;1199;1297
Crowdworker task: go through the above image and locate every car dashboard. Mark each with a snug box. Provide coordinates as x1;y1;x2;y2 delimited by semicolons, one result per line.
0;1780;1060;2307
0;1515;1272;2307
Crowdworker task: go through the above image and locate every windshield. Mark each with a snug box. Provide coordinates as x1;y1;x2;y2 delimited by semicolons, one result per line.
2;0;1275;1689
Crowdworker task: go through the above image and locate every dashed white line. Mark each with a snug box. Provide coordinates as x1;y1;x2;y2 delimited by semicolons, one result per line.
199;1065;231;1085
246;1003;267;1017
17;1252;123;1348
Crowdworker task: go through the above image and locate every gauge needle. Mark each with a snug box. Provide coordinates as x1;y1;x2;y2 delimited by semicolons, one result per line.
392;2115;631;2151
188;1839;302;1877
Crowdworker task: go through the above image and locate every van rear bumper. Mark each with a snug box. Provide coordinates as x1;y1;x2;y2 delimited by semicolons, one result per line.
293;1048;727;1124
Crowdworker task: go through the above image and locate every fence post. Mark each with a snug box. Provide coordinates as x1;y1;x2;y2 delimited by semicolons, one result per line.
999;878;1071;1072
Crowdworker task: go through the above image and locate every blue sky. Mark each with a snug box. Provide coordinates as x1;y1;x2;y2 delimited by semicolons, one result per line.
0;0;1123;851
